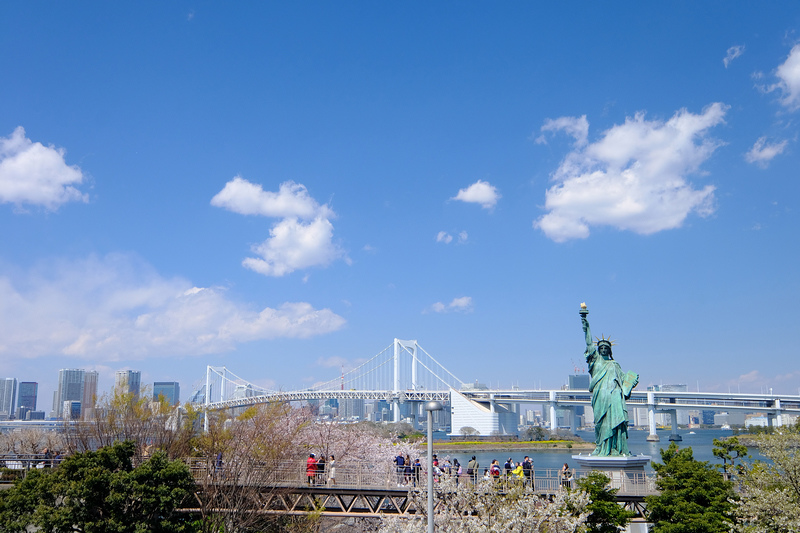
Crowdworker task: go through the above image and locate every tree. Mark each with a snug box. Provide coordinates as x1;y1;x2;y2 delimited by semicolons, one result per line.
0;427;64;457
712;436;748;479
523;426;547;441
460;426;479;437
301;419;419;467
645;442;737;533
65;387;196;463
0;440;195;533
734;429;800;532
379;475;589;533
191;402;313;533
574;471;635;533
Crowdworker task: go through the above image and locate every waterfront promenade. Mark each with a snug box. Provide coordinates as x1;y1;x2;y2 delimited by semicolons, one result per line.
182;457;654;518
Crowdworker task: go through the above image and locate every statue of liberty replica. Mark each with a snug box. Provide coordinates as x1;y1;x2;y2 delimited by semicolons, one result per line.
580;303;639;457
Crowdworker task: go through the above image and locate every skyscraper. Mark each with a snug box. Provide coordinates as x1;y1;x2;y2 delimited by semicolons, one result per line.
153;382;180;405
83;371;98;414
55;369;85;418
0;378;18;418
115;370;141;399
17;381;38;415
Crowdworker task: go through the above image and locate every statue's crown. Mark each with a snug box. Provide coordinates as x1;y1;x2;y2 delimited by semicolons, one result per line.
595;334;616;347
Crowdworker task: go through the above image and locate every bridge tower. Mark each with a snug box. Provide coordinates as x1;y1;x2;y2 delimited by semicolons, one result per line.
393;338;419;423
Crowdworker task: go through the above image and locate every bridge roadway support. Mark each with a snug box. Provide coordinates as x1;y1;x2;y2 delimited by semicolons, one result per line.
549;391;557;432
646;392;659;442
667;410;681;442
768;399;783;427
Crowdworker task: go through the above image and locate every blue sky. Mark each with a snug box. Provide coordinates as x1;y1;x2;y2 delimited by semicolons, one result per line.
1;3;800;409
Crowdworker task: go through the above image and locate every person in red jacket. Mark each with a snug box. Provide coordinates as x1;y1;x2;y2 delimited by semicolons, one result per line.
306;453;317;485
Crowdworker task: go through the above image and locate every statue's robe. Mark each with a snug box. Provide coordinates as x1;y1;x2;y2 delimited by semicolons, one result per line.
586;345;633;456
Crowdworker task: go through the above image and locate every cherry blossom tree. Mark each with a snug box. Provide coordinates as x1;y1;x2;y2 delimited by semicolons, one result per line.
379;475;589;533
734;428;800;532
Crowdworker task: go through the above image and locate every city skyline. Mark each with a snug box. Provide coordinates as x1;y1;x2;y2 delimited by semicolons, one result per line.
1;4;800;407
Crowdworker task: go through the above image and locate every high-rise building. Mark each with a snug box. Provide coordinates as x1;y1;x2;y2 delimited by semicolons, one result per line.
55;369;85;418
153;382;180;405
115;370;141;399
63;400;81;420
188;386;209;404
17;382;38;411
0;378;18;417
340;398;365;420
83;371;98;413
568;374;590;390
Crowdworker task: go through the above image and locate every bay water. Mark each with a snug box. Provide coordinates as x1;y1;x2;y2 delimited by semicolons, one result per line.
435;428;738;474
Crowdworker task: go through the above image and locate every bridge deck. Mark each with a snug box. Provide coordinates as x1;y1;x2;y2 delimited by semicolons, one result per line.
185;458;656;517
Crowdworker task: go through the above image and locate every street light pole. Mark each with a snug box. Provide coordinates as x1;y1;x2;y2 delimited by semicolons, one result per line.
425;401;443;533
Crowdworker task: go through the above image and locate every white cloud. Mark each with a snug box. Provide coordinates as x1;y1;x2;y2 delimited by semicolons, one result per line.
0;127;88;210
771;44;800;110
0;254;345;360
723;45;745;68
539;115;589;146
745;136;788;167
452;180;500;210
436;231;468;244
243;216;344;277
212;177;345;277
427;296;474;314
535;103;727;242
211;177;330;219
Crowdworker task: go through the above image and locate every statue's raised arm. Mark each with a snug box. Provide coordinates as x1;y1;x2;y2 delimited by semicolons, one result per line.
579;303;594;357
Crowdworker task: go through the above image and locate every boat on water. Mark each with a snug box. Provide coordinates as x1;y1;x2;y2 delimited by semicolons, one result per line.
721;424;731;430
688;431;696;434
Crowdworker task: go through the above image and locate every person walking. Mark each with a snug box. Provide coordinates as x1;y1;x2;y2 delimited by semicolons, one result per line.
412;458;422;487
490;460;501;481
394;453;405;485
316;453;326;484
328;454;336;486
306;454;317;485
467;455;479;484
522;455;533;487
560;463;573;489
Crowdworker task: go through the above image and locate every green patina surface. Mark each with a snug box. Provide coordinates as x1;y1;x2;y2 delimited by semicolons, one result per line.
580;305;639;457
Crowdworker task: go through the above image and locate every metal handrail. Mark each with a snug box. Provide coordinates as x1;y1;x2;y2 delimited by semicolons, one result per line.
185;458;658;496
0;453;658;496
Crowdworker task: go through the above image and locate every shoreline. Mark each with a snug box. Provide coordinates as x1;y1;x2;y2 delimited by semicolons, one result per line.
429;440;595;453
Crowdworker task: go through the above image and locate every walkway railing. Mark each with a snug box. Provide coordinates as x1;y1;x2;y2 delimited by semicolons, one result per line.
184;458;658;497
0;454;657;498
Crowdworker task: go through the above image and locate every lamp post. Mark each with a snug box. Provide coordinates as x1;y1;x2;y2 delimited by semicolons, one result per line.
425;400;443;533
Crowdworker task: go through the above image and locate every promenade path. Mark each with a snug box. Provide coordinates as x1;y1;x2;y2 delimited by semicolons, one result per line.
183;458;656;518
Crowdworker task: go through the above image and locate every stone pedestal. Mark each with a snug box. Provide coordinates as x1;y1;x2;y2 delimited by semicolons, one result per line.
571;455;652;492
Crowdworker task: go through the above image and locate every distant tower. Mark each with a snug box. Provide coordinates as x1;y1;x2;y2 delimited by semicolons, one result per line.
55;369;85;418
153;382;180;406
83;371;99;414
115;370;141;399
17;382;38;416
0;378;18;418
